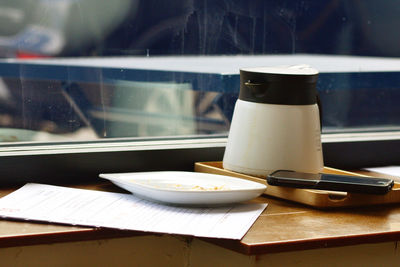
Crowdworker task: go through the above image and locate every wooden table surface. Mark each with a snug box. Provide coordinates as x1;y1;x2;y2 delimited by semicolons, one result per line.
1;171;400;255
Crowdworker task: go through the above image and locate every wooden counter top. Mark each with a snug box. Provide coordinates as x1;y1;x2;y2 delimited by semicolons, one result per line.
233;196;400;254
1;173;400;255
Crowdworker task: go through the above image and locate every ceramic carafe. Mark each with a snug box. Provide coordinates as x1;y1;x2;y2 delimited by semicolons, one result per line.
223;65;324;177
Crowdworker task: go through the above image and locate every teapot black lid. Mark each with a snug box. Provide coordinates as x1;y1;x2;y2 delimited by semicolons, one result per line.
239;65;319;105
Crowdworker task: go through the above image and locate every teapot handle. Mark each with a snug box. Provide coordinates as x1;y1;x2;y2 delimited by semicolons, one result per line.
317;93;323;131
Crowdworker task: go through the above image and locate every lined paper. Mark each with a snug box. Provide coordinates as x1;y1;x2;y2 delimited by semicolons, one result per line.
0;183;267;240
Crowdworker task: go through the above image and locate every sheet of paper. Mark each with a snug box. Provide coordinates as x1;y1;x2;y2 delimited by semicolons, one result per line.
364;166;400;180
0;183;267;240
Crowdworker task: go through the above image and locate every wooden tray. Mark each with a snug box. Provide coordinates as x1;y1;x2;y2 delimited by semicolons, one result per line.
194;161;400;209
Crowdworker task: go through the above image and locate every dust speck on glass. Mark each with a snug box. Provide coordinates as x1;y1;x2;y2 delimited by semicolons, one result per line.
0;0;399;143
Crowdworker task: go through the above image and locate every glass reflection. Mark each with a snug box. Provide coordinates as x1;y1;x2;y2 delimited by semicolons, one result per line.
0;0;399;143
0;72;234;142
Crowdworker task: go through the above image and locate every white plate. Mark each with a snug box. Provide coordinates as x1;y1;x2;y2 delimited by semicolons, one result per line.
99;171;266;205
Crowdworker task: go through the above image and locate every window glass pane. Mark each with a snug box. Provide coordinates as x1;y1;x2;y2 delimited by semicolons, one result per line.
0;0;399;144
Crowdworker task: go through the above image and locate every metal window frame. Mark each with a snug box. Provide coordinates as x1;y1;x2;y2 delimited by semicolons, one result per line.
1;132;400;185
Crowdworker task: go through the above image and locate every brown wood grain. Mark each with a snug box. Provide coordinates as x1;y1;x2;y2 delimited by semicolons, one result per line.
1;170;400;255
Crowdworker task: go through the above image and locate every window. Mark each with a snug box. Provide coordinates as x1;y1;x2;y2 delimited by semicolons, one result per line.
0;1;400;182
